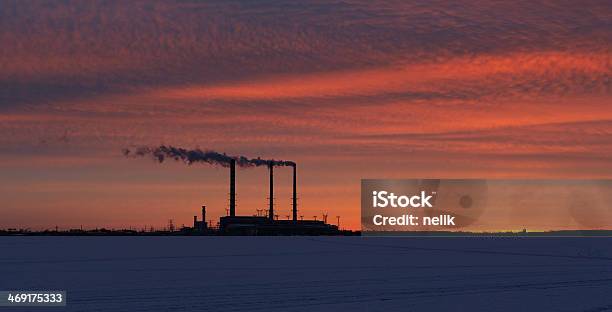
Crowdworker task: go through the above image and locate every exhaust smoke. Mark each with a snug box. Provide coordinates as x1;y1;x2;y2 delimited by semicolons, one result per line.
123;145;295;168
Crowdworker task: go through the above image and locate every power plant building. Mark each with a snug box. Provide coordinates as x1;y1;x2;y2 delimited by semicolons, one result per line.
196;159;340;235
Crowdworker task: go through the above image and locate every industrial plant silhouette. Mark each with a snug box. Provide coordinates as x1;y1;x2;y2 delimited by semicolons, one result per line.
193;158;343;235
123;146;347;235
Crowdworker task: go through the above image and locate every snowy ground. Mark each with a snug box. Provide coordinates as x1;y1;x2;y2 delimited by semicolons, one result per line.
1;237;611;311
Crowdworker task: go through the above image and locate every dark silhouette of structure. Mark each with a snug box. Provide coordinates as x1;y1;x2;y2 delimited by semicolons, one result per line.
268;163;274;221
218;217;339;235
215;161;340;235
293;164;297;221
229;159;236;217
193;206;207;232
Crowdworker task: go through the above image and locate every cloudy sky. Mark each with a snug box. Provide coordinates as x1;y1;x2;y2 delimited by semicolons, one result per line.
1;0;610;231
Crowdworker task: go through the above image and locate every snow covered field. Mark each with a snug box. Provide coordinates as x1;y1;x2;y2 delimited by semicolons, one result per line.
1;237;611;311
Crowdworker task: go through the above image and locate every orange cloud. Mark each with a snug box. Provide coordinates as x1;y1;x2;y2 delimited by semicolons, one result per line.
154;52;609;100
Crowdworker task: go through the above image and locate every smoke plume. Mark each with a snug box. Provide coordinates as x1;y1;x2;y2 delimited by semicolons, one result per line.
123;145;295;167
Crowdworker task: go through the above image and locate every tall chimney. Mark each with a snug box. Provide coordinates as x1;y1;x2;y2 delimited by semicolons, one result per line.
268;164;274;221
202;205;206;223
292;164;297;221
230;159;236;217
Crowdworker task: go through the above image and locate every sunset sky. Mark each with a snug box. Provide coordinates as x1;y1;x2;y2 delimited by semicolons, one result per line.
1;0;611;231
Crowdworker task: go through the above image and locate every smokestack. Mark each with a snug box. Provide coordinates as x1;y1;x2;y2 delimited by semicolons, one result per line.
230;159;236;217
202;205;206;223
269;164;274;221
293;164;297;221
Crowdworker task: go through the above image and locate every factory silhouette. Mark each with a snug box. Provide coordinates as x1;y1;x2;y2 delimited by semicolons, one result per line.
192;159;342;235
126;146;347;236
